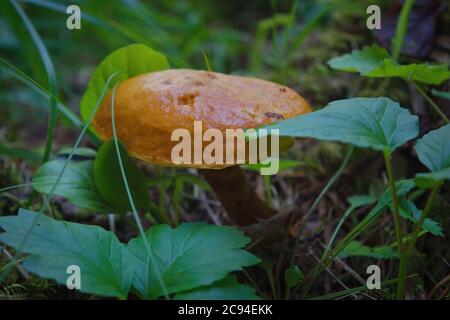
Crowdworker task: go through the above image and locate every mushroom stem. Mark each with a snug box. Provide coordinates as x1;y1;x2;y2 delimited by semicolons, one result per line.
202;166;275;226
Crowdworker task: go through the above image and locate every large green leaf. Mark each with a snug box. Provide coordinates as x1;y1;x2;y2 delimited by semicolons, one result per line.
328;45;450;85
174;275;260;300
0;209;133;298
126;223;260;299
93;139;151;213
32;159;114;213
264;97;419;152
80;44;169;123
414;124;450;188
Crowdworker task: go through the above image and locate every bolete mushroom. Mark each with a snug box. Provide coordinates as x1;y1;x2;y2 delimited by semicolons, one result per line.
92;69;311;226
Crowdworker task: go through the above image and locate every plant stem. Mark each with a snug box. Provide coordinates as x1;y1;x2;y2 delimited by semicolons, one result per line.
397;183;441;299
383;151;410;299
392;0;415;60
383;151;404;255
413;82;450;124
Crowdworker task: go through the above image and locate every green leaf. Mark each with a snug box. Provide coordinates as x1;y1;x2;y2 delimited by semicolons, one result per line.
328;46;450;85
174;275;260;300
284;266;303;288
339;241;397;259
377;179;416;209
397;199;443;237
241;159;303;172
80;44;169;124
347;195;377;208
32;159;114;213
0;209;133;298
415;124;450;172
93;139;150;213
328;45;390;74
414;124;450;188
264;97;419;152
126;223;260;299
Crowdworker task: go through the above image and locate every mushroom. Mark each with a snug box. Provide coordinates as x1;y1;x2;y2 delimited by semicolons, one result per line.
92;69;311;226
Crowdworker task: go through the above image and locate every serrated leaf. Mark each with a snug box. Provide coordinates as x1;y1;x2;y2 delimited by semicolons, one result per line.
0;209;133;298
376;179;416;209
397;198;443;237
174;275;260;300
93;139;150;213
126;223;260;299
328;45;450;85
339;241;397;259
32;159;114;213
264;97;418;152
80;44;169;124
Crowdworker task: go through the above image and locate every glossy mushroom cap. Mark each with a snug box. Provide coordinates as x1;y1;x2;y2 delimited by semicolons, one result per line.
92;69;311;168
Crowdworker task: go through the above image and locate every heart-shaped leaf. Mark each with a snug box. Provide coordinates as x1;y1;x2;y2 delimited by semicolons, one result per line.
126;223;260;299
174;275;260;300
80;44;169;124
328;45;450;85
93;139;150;213
32;159;114;213
414;124;450;188
0;209;133;298
263;97;419;153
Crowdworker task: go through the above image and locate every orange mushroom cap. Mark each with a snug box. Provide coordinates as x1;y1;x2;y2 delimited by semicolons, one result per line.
92;69;311;168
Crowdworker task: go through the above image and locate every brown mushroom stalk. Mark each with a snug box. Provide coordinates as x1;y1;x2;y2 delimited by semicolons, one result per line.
92;69;311;227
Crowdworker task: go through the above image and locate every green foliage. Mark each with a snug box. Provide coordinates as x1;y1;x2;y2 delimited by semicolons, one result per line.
328;45;450;85
284;266;303;288
339;241;397;259
264;97;419;152
397;199;443;237
414;124;450;188
0;209;133;298
32;158;114;213
0;210;259;299
174;275;260;300
80;44;169;123
93;139;150;213
127;223;260;299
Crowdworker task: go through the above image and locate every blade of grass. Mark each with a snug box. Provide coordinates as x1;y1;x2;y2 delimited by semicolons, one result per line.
10;0;58;163
392;0;415;60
